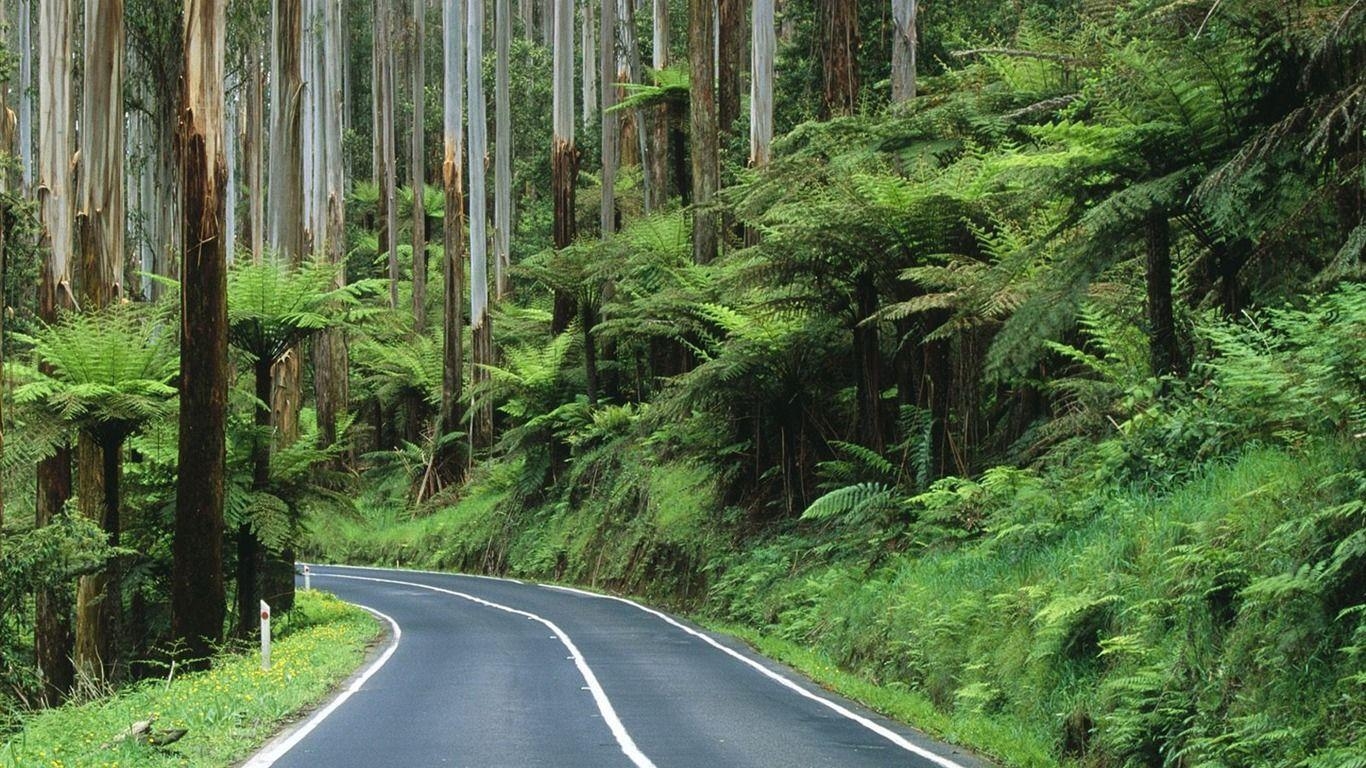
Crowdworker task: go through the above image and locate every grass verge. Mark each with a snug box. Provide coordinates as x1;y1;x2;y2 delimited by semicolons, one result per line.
705;621;1056;768
0;590;380;768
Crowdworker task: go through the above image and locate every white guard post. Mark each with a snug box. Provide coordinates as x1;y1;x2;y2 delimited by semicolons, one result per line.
303;563;311;591
260;600;271;671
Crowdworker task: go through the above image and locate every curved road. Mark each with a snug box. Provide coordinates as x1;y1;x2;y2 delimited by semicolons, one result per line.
245;565;987;768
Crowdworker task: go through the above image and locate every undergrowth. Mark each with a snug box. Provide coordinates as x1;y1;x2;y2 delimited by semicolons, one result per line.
0;591;379;768
305;284;1366;767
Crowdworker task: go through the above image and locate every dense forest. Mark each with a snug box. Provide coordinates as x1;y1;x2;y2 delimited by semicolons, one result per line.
0;0;1362;764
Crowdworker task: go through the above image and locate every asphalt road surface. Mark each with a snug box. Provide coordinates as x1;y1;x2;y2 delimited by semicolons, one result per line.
244;564;987;768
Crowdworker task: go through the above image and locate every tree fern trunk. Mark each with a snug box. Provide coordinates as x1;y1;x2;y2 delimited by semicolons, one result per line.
1146;211;1184;378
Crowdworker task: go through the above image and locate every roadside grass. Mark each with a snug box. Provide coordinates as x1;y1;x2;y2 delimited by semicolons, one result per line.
707;622;1057;768
0;590;379;768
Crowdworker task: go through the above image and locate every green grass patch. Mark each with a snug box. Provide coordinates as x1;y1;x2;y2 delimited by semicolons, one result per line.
0;590;380;768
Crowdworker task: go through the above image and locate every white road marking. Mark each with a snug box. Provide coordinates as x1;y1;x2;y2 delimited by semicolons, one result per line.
318;562;522;584
540;583;971;768
321;572;658;768
241;604;402;768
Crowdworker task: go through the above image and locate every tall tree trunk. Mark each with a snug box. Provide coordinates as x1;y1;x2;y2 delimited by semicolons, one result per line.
716;0;742;138
19;0;33;194
648;0;668;209
750;0;773;169
495;0;512;300
688;0;718;264
315;0;349;454
617;0;648;208
551;0;577;333
172;0;228;666
891;0;916;102
258;0;304;630
581;0;596;129
438;0;466;481
376;0;399;308
269;0;304;264
411;0;427;332
70;0;125;682
519;0;532;36
225;77;238;263
245;38;265;261
35;0;78;699
600;0;616;237
1146;211;1184;378
818;0;858;117
539;0;552;44
468;0;494;450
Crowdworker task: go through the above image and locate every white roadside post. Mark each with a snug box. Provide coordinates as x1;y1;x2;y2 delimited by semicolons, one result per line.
303;563;311;591
260;600;272;671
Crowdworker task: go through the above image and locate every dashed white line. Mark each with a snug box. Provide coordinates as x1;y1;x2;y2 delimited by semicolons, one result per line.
321;572;658;768
242;603;402;768
540;583;971;768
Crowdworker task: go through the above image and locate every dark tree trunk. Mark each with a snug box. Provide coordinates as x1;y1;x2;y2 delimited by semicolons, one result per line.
818;0;858;118
172;0;229;666
717;0;743;138
35;254;75;701
582;298;598;405
688;0;718;264
1146;211;1184;378
551;138;578;334
921;310;953;480
239;358;272;639
853;272;884;452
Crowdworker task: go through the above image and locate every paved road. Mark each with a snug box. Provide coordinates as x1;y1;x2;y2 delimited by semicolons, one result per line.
246;565;987;768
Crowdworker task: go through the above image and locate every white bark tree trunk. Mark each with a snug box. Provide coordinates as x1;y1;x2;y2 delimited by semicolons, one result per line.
18;0;33;193
599;0;616;236
439;0;466;477
38;0;74;306
891;0;916;102
412;0;427;331
269;0;304;263
581;0;596;129
495;0;512;299
469;0;493;448
750;0;773;168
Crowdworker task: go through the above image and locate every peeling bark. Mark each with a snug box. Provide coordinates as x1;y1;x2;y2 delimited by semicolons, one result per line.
468;0;494;450
438;0;466;481
551;0;577;333
171;0;228;666
412;0;427;332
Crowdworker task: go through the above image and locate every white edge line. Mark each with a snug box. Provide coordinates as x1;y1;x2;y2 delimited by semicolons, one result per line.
539;583;970;768
306;561;522;584
322;573;658;768
240;603;402;768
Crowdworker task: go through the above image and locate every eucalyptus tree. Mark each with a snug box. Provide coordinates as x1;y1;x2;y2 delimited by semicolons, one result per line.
18;0;33;193
891;0;917;102
818;0;858;117
750;0;773;170
550;0;577;332
172;0;229;666
495;0;513;299
468;0;493;448
35;0;77;700
438;0;465;480
244;38;265;261
600;0;617;238
269;0;304;267
717;0;742;137
73;0;128;680
689;0;718;264
411;0;427;332
581;0;596;128
314;0;350;452
647;0;667;208
374;0;399;308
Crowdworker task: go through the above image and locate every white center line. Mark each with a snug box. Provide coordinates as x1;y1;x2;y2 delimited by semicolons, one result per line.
323;573;658;768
